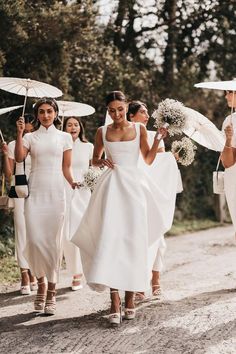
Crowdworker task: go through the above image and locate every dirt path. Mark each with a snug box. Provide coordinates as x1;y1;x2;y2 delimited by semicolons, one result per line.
1;225;236;354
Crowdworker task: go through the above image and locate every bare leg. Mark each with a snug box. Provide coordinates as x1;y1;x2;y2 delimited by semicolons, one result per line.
110;288;120;314
124;291;135;319
20;268;29;286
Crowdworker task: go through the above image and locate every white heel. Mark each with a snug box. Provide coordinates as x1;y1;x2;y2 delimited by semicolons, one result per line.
124;308;136;320
109;290;122;326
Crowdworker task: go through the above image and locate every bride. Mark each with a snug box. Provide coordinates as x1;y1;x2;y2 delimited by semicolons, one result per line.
72;90;170;326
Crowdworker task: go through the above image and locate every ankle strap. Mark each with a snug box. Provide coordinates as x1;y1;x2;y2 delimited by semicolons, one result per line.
110;290;119;294
47;289;56;293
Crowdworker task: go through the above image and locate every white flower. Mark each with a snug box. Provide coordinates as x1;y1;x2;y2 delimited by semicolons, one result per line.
171;137;197;166
152;98;186;136
81;167;104;192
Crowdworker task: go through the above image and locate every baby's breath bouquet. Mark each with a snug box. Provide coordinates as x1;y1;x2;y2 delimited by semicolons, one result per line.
80;167;104;192
152;98;186;136
171;137;197;166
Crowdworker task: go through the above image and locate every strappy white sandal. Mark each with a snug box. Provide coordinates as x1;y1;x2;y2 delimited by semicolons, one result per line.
44;290;56;315
109;290;122;326
34;281;47;311
124;308;136;320
20;270;31;295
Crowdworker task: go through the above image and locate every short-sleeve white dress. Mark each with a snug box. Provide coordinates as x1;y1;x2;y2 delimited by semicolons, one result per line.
63;138;93;275
72;123;175;292
22;124;73;282
222;113;236;232
8;140;31;269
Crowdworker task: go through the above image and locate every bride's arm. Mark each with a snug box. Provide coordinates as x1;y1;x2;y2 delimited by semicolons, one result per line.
140;125;166;165
92;128;114;169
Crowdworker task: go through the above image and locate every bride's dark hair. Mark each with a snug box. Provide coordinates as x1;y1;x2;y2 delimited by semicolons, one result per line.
105;91;127;106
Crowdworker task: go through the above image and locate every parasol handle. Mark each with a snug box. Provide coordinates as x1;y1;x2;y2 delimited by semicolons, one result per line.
61;114;64;131
0;128;5;143
230;90;235;125
22;87;29;117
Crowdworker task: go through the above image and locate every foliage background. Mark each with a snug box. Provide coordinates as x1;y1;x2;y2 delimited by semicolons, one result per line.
0;0;235;254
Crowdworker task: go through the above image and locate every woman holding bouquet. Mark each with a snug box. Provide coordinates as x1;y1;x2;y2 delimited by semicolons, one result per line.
72;90;173;326
15;98;77;315
128;100;179;301
62;117;93;291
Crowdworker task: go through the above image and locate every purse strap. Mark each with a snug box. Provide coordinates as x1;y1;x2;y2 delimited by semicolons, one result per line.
215;155;222;172
14;159;26;175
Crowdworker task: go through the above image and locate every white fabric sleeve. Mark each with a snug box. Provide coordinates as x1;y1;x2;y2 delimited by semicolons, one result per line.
7;140;15;159
22;133;31;150
63;133;73;152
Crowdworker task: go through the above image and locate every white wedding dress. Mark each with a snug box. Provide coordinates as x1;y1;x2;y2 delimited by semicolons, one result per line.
138;131;179;273
72;123;175;292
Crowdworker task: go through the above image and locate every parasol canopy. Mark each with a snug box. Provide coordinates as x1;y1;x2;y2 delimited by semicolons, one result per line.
194;79;236;91
0;77;63;116
0;105;23;116
182;107;225;152
57;100;95;117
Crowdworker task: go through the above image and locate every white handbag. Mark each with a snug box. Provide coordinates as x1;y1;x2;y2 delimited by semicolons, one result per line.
213;156;224;194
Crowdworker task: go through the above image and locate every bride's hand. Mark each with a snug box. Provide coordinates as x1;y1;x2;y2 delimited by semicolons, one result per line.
101;158;114;169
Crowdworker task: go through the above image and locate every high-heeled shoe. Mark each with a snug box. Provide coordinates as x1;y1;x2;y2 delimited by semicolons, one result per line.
124;308;136;320
152;284;162;298
20;270;31;295
71;276;83;291
34;281;46;312
44;289;56;315
109;290;122;326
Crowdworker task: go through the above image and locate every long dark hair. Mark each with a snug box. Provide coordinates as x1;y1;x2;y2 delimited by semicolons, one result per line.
105;91;127;106
63;116;88;142
127;100;147;121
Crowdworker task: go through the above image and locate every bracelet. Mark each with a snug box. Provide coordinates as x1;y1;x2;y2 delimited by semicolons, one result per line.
224;145;232;149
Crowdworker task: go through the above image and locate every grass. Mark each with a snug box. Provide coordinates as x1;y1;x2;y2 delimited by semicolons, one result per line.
0;256;20;286
0;219;230;286
167;218;228;236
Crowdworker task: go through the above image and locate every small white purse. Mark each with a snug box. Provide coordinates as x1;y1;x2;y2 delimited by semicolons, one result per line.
213;156;224;194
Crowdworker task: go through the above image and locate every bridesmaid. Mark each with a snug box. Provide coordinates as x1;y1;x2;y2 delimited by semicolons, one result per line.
221;90;236;235
62;117;93;290
128;101;165;300
15;98;78;315
72;91;170;326
2;115;37;295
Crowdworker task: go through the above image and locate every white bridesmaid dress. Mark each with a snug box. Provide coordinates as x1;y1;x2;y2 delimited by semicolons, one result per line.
22;125;73;282
72;123;175;292
63;138;93;276
8;141;31;269
222;113;236;233
138;131;179;272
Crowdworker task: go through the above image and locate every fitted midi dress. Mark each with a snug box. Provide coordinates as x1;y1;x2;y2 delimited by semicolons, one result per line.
22;124;72;282
72;123;174;292
8;140;31;269
63;138;93;275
